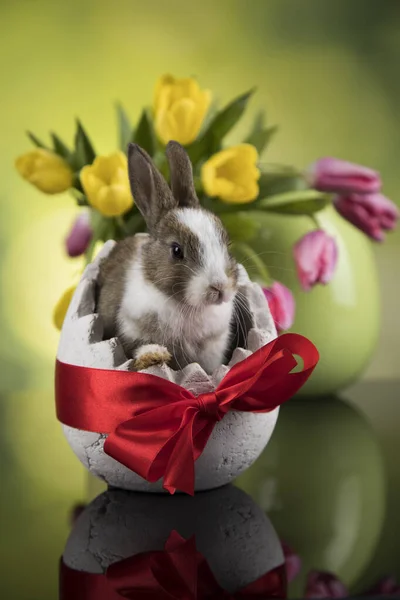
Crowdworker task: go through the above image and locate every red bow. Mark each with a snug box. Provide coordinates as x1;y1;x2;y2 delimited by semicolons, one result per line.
56;333;318;495
60;531;287;599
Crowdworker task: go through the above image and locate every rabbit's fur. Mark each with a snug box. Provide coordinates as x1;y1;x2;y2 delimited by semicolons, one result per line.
97;141;239;373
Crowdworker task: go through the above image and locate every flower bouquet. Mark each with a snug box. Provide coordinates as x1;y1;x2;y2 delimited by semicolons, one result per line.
15;74;398;333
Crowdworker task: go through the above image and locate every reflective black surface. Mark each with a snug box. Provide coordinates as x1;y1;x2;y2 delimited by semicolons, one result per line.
0;380;399;598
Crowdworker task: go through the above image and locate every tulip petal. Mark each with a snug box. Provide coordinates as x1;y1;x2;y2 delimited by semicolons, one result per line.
305;571;348;599
319;235;338;284
15;148;73;194
65;211;93;257
334;193;398;241
154;74;175;113
263;282;295;332
80;152;132;217
364;575;400;596
281;541;301;582
201;144;259;203
169;97;200;145
293;230;338;291
308;157;381;194
153;75;211;145
53;286;76;330
170;78;201;104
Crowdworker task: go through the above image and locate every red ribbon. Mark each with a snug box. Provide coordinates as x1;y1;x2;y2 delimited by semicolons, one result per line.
60;530;287;599
56;333;318;495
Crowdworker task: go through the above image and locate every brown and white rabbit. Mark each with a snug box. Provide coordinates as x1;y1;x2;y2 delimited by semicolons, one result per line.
97;141;240;374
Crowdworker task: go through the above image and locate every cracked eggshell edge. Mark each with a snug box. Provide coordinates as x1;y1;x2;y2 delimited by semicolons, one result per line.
57;238;279;492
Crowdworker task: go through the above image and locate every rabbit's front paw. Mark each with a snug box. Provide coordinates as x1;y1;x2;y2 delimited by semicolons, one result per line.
133;344;172;371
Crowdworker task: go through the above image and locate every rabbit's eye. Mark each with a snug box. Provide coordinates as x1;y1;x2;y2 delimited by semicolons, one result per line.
171;242;184;260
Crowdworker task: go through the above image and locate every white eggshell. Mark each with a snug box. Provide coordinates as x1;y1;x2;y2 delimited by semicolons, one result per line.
57;239;279;492
62;485;284;593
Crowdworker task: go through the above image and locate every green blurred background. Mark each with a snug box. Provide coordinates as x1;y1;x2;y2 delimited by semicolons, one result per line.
0;0;399;596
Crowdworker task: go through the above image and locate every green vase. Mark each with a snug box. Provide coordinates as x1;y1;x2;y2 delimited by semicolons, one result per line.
247;205;380;396
235;397;386;596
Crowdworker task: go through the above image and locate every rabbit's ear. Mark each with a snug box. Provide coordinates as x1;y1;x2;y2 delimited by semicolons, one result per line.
166;141;200;208
127;143;176;230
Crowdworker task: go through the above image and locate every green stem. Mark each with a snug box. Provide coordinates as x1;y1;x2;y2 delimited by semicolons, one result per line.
233;242;272;285
116;216;129;237
70;188;88;206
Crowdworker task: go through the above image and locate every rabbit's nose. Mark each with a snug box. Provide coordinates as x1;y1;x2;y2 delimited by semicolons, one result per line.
209;283;224;304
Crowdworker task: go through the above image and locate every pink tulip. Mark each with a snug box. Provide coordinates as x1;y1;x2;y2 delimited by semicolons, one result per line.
334;193;399;242
263;282;295;332
305;571;348;599
65;211;93;257
363;575;400;596
293;230;338;291
281;542;301;583
307;157;381;194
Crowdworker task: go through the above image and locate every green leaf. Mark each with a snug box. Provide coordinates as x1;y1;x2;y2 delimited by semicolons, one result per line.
76;195;88;207
259;190;332;215
249;109;265;132
116;103;133;153
209;88;255;142
197;97;219;136
84;209;113;264
71;173;85;195
245;123;278;154
220;212;262;243
26;131;49;149
133;108;156;156
73;120;96;169
186;138;207;165
51;132;72;159
257;167;304;199
187;88;255;163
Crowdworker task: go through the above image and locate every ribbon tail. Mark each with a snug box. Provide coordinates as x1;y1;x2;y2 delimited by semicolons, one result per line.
163;410;213;496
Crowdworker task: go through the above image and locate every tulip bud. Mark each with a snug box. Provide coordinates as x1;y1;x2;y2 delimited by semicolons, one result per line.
334;193;399;242
154;74;211;145
15;148;73;194
65;212;93;257
293;230;338;292
80;152;133;217
305;571;348;598
364;575;400;596
263;282;295;332
307;157;381;194
281;541;301;582
201;144;260;203
53;285;76;330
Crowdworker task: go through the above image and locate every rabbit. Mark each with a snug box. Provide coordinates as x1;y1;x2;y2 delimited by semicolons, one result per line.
97;140;240;374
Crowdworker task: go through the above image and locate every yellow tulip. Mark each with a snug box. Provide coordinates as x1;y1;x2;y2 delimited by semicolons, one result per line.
154;74;211;146
15;148;73;194
53;285;76;330
201;144;260;203
80;151;133;217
